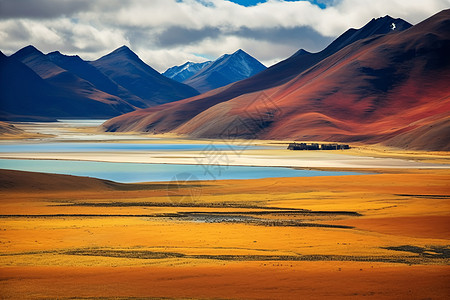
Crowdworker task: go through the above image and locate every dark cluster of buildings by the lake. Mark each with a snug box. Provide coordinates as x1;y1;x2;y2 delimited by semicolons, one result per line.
288;142;350;151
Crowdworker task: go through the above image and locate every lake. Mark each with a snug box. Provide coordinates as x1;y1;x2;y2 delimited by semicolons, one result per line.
0;159;363;183
10;119;150;141
0;142;267;153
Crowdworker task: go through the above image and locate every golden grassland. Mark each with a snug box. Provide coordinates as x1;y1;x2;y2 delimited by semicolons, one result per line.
0;132;52;140
0;168;449;299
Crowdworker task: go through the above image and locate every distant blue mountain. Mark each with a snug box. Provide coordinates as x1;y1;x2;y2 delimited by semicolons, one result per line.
1;45;201;121
1;47;135;121
163;61;212;82
47;51;147;108
90;46;199;106
182;49;266;93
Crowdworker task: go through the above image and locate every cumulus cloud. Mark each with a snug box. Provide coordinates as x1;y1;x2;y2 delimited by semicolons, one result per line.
1;0;449;72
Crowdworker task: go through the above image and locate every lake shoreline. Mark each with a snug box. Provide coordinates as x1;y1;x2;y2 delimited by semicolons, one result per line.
1;150;448;170
0;158;366;183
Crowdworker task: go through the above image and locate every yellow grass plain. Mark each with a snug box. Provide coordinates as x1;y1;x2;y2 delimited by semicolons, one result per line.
0;168;449;299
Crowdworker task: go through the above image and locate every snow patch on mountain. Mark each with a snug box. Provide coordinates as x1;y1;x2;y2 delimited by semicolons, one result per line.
163;61;212;82
182;49;266;93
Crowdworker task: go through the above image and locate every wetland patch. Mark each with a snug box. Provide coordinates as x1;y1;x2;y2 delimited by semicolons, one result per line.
3;248;449;265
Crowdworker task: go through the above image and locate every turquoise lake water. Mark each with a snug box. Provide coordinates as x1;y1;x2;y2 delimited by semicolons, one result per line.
0;142;267;153
0;159;362;183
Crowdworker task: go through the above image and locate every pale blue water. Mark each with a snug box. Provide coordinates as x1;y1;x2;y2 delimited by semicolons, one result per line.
56;119;107;126
0;159;362;183
0;143;266;152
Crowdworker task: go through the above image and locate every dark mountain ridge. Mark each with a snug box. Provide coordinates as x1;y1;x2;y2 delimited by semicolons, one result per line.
90;46;200;106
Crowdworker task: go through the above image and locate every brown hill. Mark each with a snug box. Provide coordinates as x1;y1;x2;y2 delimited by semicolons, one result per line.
0;121;23;135
0;169;120;192
102;10;450;151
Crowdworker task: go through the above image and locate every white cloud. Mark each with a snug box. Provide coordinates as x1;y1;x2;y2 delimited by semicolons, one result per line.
1;0;449;71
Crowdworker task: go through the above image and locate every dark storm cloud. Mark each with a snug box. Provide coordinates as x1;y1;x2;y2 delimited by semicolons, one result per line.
0;0;93;19
232;26;334;52
148;25;331;52
154;27;222;47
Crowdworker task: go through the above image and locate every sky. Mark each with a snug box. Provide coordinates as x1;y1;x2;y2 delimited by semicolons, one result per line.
0;0;449;72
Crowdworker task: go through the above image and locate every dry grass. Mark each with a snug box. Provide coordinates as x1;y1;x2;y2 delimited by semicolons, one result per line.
0;168;449;299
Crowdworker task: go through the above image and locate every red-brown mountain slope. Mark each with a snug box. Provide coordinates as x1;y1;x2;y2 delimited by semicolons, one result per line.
102;15;411;133
103;10;450;150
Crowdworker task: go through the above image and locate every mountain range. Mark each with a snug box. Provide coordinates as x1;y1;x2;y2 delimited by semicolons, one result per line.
0;45;200;120
163;50;267;93
0;47;135;121
181;49;267;93
102;10;450;151
0;44;269;121
163;61;212;83
1;10;448;150
90;46;199;106
46;51;147;108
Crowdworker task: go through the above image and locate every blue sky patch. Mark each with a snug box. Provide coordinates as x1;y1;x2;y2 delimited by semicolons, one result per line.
227;0;329;9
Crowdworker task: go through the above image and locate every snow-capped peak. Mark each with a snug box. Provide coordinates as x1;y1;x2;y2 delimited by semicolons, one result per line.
163;60;212;82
